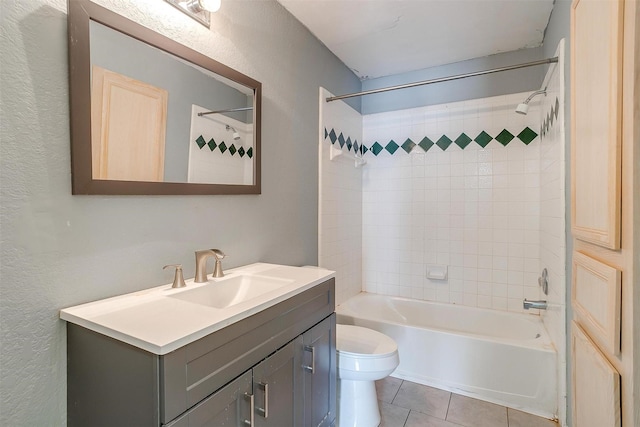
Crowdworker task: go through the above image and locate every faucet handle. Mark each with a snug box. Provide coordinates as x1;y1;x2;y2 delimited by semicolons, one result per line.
163;264;186;288
210;249;226;278
211;249;226;260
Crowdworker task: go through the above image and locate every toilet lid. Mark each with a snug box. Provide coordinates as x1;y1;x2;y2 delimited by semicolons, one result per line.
336;324;398;358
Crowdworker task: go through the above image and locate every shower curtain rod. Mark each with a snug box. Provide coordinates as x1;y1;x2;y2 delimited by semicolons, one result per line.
198;106;253;116
326;57;558;102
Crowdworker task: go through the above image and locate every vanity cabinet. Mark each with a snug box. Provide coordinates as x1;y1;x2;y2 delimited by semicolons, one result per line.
67;278;336;427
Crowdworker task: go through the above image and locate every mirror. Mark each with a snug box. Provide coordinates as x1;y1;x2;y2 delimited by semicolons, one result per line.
68;0;261;195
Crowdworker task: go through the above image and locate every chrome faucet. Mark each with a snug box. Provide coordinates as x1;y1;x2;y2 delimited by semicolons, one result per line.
194;249;227;283
523;299;548;310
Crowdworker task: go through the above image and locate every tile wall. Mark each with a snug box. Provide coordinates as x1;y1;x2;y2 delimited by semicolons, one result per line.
361;93;544;312
539;41;567;425
318;87;363;305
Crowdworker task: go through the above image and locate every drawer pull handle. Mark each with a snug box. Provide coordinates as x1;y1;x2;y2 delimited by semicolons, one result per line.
256;382;269;418
243;393;254;426
303;345;315;374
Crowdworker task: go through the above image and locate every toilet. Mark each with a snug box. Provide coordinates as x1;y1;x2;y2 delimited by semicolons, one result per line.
336;324;400;427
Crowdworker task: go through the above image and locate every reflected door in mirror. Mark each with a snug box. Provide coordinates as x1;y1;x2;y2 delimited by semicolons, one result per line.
91;66;168;182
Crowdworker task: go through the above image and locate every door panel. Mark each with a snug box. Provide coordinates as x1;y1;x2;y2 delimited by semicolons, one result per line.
302;314;336;427
91;65;168;182
253;339;302;427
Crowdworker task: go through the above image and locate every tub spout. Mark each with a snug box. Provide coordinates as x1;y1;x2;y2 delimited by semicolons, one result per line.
523;299;547;310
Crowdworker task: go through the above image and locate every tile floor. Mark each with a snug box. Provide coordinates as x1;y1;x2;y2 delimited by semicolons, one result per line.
376;377;558;427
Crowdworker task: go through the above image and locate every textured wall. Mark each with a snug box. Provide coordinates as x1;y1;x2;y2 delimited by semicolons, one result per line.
0;0;360;425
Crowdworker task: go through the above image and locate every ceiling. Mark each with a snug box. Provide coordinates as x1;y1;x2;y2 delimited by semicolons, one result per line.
277;0;555;80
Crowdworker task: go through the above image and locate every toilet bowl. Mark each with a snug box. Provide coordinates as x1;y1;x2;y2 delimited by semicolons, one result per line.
336;324;399;427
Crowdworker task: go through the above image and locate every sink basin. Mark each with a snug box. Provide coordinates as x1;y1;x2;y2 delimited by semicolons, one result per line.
169;274;295;309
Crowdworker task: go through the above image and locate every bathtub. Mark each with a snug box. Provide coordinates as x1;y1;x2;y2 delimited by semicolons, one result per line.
336;292;557;419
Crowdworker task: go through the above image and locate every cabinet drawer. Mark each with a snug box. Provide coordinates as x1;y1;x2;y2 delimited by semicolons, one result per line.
165;370;253;427
161;278;335;423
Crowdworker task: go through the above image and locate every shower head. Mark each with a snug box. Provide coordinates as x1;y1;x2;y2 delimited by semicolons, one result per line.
226;124;241;140
515;103;529;115
515;89;547;115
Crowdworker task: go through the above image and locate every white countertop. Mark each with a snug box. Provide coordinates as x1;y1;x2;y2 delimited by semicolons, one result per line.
60;263;335;355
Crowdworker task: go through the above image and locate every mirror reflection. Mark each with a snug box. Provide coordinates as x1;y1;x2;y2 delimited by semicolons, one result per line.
89;21;254;185
68;0;261;195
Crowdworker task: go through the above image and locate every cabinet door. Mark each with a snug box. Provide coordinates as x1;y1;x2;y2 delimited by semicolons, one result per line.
570;0;624;249
165;370;253;427
571;322;621;427
302;314;336;427
253;339;303;427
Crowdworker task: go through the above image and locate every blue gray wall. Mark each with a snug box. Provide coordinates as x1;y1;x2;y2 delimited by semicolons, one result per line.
361;46;545;114
0;0;360;425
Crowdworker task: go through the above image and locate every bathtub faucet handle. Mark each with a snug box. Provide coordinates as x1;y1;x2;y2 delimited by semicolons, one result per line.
523;299;547;310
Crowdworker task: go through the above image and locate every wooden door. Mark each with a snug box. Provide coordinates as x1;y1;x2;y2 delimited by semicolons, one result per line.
570;0;638;425
91;66;168;182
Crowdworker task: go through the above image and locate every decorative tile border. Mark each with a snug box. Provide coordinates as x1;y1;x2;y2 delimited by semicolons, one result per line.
324;126;538;157
194;135;253;158
541;96;560;138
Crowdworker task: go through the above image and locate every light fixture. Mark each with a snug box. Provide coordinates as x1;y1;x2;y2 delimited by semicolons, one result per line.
195;0;221;12
164;0;221;28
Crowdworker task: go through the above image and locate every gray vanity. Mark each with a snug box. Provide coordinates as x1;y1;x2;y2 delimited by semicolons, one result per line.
62;264;336;426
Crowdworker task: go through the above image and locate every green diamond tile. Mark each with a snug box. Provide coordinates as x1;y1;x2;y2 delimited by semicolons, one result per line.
338;133;346;148
361;145;369;155
371;142;383;156
436;135;452;151
454;133;472;149
229;144;237;156
196;135;206;149
238;146;245;157
495;129;514;146
324;128;328;139
474;131;492;148
247;147;253;159
353;141;360;154
401;138;416;153
418;136;434;152
346;137;352;151
219;141;228;153
517;127;538;145
329;129;337;144
207;138;217;151
554;97;559;119
385;140;399;154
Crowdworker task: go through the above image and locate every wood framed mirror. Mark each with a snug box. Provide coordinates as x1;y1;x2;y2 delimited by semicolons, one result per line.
68;0;261;195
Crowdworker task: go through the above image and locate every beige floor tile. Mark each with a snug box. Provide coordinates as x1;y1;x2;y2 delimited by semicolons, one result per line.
379;400;410;427
446;394;508;427
507;408;558;427
392;381;451;419
405;410;462;427
377;377;403;404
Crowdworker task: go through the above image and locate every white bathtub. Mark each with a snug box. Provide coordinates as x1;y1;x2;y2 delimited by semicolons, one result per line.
336;293;557;419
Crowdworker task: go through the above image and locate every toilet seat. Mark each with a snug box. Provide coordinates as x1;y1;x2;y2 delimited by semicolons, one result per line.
336;324;399;381
337;324;398;358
